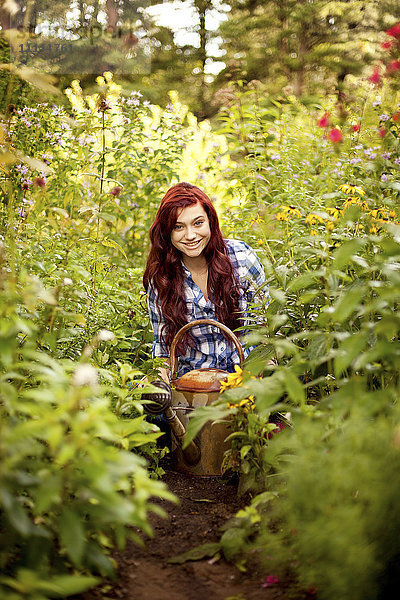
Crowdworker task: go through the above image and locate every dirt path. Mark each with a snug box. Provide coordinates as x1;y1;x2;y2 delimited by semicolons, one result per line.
80;469;297;600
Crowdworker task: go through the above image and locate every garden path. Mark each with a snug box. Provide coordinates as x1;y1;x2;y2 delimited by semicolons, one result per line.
79;469;298;600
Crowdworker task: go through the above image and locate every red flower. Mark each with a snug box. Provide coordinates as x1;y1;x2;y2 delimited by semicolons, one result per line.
307;586;317;596
328;128;343;143
381;40;394;50
379;127;386;138
34;176;46;188
369;67;382;85
110;186;122;196
386;23;400;39
262;575;280;587
393;112;400;122
317;112;330;128
387;60;400;73
352;123;361;132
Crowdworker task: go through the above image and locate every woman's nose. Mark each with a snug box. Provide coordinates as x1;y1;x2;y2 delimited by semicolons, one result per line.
184;227;196;240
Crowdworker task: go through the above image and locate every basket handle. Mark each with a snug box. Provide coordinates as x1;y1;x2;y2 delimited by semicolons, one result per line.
169;319;245;380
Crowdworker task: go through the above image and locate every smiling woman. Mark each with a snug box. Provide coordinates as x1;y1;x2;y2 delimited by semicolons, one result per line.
143;182;267;381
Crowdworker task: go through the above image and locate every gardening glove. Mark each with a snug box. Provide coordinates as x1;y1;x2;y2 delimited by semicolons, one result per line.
141;379;172;415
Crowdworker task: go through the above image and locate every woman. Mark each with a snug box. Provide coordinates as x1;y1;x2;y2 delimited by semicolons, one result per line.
143;182;267;383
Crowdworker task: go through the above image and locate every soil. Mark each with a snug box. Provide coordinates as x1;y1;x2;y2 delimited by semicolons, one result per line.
79;467;300;600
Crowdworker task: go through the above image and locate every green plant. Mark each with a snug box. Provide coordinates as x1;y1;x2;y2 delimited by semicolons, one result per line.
0;248;175;599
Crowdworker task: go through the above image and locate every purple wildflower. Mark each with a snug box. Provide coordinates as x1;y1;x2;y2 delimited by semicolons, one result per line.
16;164;29;175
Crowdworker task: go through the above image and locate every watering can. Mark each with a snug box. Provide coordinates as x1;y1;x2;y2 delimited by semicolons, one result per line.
144;319;244;476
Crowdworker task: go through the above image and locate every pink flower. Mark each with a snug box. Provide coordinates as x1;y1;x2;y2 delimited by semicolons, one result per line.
379;127;386;138
262;575;280;588
387;60;400;73
317;112;330;128
352;123;361;132
386;23;400;39
110;186;122;197
381;40;394;50
328;128;343;143
369;67;382;85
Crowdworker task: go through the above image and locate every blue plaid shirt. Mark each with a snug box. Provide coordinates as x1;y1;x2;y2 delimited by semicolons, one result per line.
146;239;267;378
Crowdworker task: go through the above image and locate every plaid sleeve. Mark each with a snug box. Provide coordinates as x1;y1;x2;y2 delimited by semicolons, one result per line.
146;280;169;358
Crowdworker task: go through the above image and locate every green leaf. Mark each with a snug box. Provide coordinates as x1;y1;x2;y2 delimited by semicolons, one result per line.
332;239;365;269
288;272;318;292
167;542;221;564
102;237;128;260
35;474;62;513
0;487;32;536
40;574;100;597
220;527;247;561
331;286;363;323
334;332;368;377
59;507;85;566
255;373;285;412
240;445;252;459
283;369;306;406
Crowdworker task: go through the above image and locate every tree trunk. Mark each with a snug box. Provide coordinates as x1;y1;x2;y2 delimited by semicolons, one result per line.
194;0;212;119
106;0;118;32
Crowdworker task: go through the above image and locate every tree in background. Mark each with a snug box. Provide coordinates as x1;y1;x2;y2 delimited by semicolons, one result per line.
214;0;388;99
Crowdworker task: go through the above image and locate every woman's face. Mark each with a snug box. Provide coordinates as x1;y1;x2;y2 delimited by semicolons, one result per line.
170;202;211;258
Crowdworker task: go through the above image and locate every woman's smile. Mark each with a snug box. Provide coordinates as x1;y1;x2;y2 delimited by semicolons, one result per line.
183;239;201;248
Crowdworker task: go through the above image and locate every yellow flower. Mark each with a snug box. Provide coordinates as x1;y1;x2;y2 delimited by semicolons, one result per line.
370;225;378;234
370;208;387;219
305;213;324;225
227;395;255;413
327;206;343;218
389;210;396;218
219;365;243;393
280;205;301;217
251;214;265;225
276;211;289;221
289;206;301;217
326;221;334;231
343;197;362;210
310;229;317;236
257;239;263;245
339;184;366;196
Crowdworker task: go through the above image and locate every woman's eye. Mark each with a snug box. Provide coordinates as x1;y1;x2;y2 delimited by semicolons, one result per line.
174;225;183;230
195;220;204;226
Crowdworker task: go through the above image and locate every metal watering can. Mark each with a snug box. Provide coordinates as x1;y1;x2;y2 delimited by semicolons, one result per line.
164;319;244;476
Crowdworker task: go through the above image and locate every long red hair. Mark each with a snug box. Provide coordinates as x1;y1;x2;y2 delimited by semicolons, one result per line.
143;182;242;352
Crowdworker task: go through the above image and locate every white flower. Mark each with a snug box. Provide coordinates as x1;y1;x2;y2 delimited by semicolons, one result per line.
97;329;115;342
63;277;73;286
72;364;98;387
